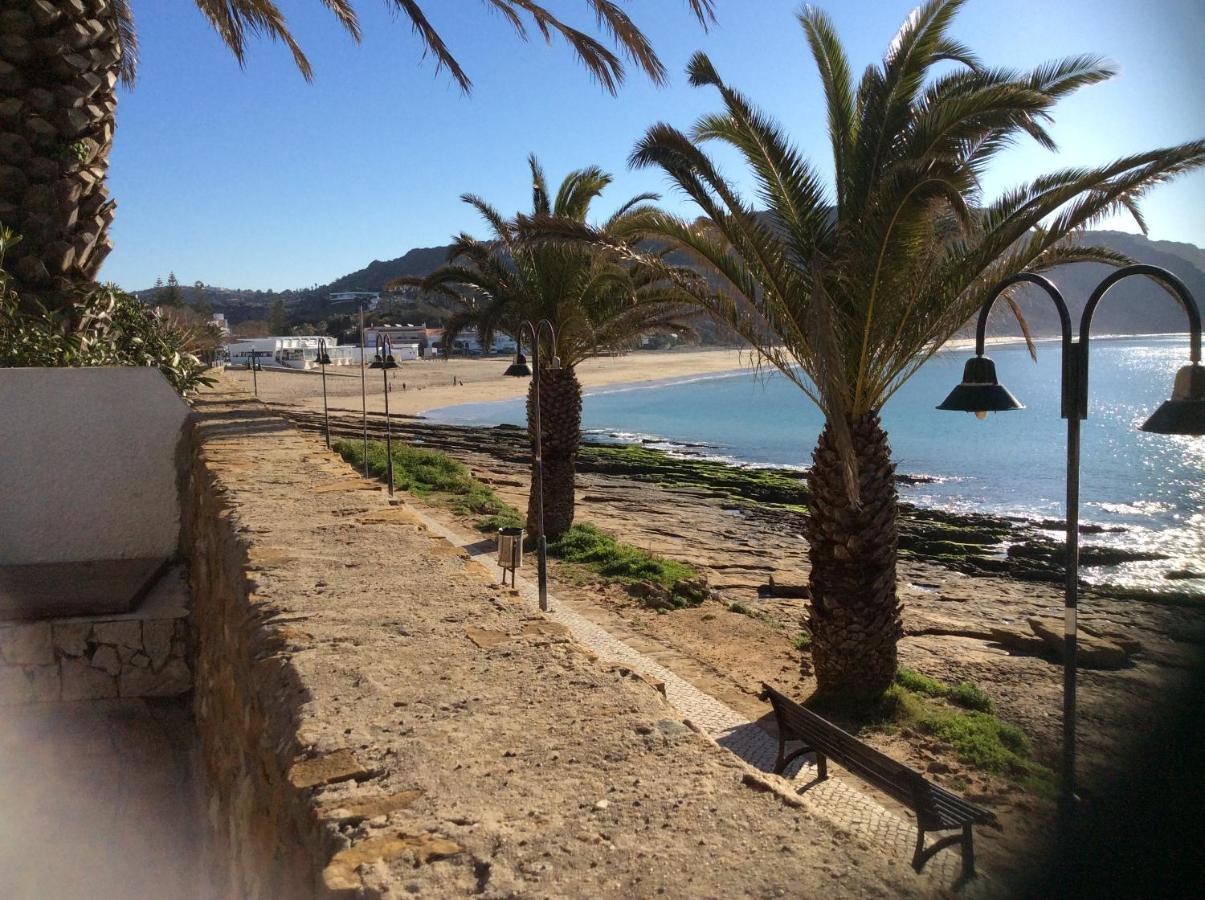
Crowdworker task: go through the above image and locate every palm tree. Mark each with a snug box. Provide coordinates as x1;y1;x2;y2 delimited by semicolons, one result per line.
392;156;703;539
1;1;715;311
619;0;1205;704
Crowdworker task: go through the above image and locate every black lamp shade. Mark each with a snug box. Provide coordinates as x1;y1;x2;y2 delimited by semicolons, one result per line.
504;353;531;378
937;355;1024;413
1141;364;1205;435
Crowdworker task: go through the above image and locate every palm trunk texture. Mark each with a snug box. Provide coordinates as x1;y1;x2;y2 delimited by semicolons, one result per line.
0;0;120;309
805;412;903;705
526;366;582;541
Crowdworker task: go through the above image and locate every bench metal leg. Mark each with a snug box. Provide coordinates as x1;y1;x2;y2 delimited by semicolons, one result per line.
911;824;975;881
961;824;975;879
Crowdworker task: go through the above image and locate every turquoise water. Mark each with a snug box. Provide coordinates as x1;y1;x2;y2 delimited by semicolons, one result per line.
431;337;1204;592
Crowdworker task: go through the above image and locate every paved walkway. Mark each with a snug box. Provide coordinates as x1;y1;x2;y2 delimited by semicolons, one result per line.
410;505;974;889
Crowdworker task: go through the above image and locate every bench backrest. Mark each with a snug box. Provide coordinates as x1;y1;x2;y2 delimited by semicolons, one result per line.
762;683;971;826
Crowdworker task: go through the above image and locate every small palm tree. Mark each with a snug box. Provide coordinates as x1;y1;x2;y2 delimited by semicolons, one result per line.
393;156;703;539
4;0;715;310
621;0;1205;704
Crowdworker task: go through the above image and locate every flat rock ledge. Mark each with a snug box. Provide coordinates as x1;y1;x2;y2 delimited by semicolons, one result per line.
183;384;925;898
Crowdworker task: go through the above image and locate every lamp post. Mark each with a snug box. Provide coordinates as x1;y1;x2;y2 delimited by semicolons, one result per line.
503;321;560;612
249;348;263;396
328;296;372;478
370;335;399;495
316;339;332;449
938;264;1205;823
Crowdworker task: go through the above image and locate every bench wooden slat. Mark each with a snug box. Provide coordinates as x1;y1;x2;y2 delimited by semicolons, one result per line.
760;683;996;880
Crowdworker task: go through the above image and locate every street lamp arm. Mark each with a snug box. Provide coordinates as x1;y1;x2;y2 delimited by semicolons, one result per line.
973;272;1078;419
973;272;1073;357
1079;264;1201;364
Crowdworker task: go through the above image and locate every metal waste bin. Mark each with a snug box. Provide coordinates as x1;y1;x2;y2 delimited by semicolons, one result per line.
497;526;523;586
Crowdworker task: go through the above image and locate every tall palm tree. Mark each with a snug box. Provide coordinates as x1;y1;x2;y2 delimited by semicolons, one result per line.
0;1;715;311
617;0;1205;704
392;156;703;539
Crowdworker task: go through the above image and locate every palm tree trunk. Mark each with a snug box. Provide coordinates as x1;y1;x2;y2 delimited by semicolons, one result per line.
805;412;902;706
526;365;581;541
0;1;120;310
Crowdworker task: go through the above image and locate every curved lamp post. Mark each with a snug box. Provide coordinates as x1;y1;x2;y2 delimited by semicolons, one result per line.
369;335;399;495
938;264;1204;822
504;321;560;612
249;348;264;396
316;339;333;449
327;296;372;478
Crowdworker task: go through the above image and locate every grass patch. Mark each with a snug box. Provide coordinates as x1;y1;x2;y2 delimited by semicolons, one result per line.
337;441;703;606
547;523;703;606
334;439;521;532
948;681;994;713
792;631;813;651
728;601;753;616
883;684;1052;795
895;666;994;713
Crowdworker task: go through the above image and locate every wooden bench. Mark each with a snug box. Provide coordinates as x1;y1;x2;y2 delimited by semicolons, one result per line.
759;683;996;880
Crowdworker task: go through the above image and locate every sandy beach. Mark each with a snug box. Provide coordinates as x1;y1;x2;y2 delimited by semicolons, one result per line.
224;348;757;419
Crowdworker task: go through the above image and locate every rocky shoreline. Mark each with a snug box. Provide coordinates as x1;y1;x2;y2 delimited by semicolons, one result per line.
285;408;1200;606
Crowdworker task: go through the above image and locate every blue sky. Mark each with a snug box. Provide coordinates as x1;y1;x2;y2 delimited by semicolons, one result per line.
106;0;1205;291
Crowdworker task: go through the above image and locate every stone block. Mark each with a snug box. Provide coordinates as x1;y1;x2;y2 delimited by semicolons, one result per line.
0;666;32;704
92;619;142;649
53;621;90;656
89;644;121;676
129;652;151;669
0;622;53;665
118;657;190;698
26;664;59;702
61;656;117;700
289;749;377;789
143;619;175;669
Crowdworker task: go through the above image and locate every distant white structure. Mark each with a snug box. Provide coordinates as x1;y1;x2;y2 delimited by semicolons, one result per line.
329;291;379;309
210;312;230;335
433;326;517;356
227;335;359;370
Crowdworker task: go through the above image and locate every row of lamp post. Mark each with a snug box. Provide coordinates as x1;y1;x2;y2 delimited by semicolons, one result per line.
938;263;1204;827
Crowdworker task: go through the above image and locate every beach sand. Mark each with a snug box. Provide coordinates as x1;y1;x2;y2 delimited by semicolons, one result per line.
225;348;756;419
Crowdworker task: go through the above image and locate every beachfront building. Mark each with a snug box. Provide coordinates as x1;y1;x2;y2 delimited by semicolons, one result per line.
227;336;361;370
363;324;443;352
431;326;517;356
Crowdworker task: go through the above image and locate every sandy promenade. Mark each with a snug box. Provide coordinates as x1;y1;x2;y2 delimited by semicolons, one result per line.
223;348;757;418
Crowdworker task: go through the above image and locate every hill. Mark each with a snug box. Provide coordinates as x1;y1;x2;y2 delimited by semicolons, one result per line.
136;229;1205;339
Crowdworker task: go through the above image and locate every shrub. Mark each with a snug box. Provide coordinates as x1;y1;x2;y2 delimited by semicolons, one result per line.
0;226;215;394
792;631;813;650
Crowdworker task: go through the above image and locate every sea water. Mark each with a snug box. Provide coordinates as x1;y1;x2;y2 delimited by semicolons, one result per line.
430;336;1204;593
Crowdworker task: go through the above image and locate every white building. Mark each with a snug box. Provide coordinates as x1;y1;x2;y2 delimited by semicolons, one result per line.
432;327;517;356
227;336;358;370
329;291;380;309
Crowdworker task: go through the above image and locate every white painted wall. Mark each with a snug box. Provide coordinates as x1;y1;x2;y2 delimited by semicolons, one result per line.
0;368;190;565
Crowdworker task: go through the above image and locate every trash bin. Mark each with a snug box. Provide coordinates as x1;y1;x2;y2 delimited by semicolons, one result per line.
497;526;523;586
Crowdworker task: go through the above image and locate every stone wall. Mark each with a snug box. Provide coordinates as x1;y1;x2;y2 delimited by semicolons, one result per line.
180;403;327;899
0;569;191;705
179;384;911;899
